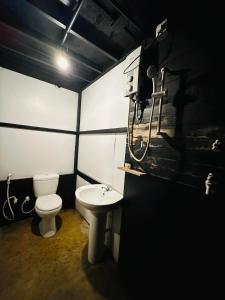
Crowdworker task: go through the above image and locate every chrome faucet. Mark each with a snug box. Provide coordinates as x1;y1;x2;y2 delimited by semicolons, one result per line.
101;184;112;195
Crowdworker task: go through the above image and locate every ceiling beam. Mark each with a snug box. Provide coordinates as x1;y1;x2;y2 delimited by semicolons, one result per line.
0;44;91;83
27;0;119;62
108;0;145;36
0;21;92;83
0;47;84;92
92;0;140;44
0;1;103;73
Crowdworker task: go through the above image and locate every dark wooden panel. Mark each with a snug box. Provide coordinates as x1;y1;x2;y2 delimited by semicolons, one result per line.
120;19;225;295
125;26;225;191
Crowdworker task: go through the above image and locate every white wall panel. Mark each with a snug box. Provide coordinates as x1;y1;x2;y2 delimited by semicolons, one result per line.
0;128;75;180
76;57;130;264
78;134;114;184
0;68;78;130
80;61;129;131
77;133;126;194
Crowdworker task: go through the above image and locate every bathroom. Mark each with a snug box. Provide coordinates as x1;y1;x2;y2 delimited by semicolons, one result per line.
0;1;224;299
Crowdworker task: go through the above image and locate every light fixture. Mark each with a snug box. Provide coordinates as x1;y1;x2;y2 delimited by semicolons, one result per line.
59;0;71;6
55;50;70;73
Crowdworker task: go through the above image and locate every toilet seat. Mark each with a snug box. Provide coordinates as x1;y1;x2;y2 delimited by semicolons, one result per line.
36;194;62;211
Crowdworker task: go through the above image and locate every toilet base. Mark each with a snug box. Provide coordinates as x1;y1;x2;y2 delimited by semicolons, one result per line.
39;217;56;238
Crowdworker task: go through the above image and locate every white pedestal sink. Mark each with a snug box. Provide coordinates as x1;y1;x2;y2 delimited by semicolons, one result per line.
75;184;123;264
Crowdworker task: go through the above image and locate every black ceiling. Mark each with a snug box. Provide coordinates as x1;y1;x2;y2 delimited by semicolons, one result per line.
0;0;167;92
1;1;219;92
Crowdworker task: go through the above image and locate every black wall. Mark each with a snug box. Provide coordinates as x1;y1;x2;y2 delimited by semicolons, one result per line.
119;174;222;297
0;174;75;226
119;9;224;298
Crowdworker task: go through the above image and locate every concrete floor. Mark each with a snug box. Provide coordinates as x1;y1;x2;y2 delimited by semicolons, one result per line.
0;210;128;300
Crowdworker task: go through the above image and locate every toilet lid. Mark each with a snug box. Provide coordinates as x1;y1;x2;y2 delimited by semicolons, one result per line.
36;194;62;211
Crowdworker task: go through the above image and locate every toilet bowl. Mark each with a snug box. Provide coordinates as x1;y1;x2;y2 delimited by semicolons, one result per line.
33;174;62;238
35;194;62;238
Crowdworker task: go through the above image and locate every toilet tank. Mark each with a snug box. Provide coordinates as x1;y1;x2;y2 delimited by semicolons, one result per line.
33;173;59;197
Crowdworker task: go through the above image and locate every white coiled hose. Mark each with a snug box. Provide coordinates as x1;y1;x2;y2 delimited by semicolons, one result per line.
21;196;35;214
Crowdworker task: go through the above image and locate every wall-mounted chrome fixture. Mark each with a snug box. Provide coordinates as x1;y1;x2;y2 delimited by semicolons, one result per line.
126;65;168;162
126;64;157;162
212;139;222;151
205;172;215;195
124;19;169;162
151;67;167;135
124;50;168;161
2;173;18;221
101;184;112;195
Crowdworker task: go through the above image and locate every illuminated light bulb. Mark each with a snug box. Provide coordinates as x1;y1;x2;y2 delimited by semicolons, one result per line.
55;52;70;73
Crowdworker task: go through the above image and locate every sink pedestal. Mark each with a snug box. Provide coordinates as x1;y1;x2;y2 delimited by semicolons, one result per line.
75;184;123;264
88;212;107;264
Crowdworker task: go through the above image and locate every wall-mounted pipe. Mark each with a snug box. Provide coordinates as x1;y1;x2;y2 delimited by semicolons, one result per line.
157;67;167;135
127;65;157;162
2;174;18;221
61;0;85;45
127;65;168;162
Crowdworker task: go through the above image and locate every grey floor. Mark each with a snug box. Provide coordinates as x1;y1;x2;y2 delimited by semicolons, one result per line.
0;209;128;300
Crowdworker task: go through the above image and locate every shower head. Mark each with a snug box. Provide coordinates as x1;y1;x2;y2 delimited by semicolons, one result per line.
147;65;157;79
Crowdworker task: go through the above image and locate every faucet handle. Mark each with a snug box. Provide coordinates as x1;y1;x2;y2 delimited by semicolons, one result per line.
101;183;112;191
212;139;222;151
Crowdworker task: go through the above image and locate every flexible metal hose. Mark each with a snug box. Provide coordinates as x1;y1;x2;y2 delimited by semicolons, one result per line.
127;78;156;162
21;197;35;214
2;182;16;221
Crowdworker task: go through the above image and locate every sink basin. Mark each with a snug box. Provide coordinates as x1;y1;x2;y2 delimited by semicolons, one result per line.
75;184;123;213
75;184;123;264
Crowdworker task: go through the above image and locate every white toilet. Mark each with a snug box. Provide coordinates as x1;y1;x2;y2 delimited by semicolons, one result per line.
33;173;62;238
